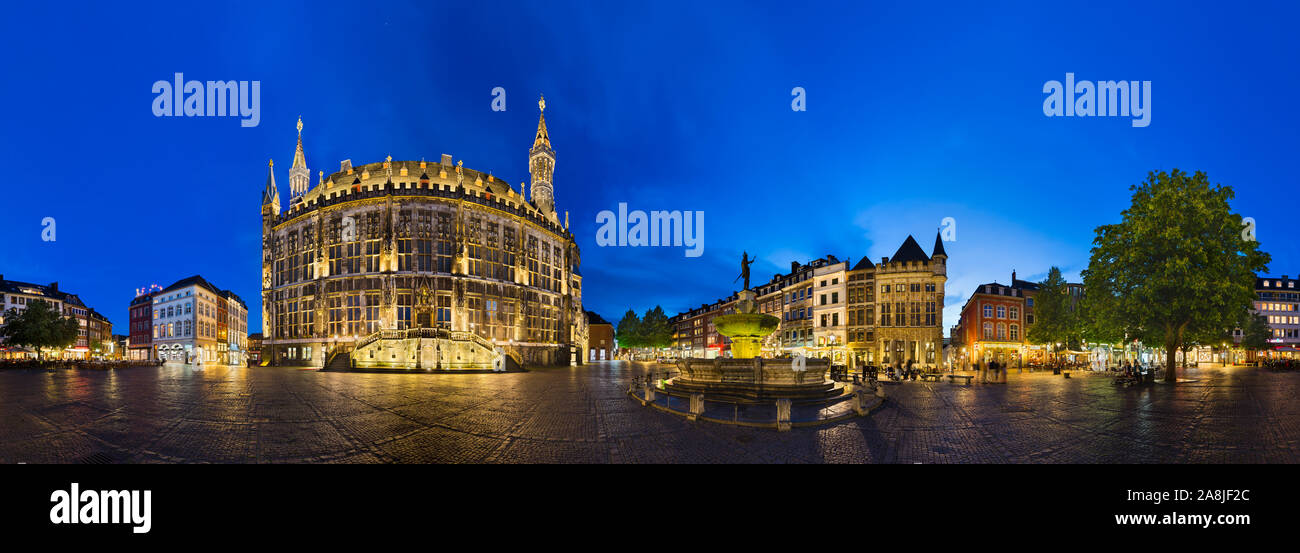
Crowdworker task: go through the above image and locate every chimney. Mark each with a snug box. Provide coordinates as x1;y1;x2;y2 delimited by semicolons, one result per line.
49;281;58;292
340;159;352;174
791;261;800;273
441;154;453;166
881;257;889;265
1012;270;1017;283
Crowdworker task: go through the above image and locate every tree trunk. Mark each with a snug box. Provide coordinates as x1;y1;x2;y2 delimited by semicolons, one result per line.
1165;323;1186;383
1165;342;1177;383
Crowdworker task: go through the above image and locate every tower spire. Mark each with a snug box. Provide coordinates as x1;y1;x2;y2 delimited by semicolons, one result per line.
529;95;556;214
289;117;310;203
262;159;280;216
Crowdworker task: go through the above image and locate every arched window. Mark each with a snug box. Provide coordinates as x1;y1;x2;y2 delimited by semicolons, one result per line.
982;322;993;339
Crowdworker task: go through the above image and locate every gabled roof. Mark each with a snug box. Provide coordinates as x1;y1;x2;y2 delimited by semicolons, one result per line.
851;256;875;271
889;235;930;264
161;275;221;296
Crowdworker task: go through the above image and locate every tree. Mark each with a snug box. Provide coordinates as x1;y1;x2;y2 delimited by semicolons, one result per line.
1238;313;1272;352
0;299;80;362
615;309;642;349
1081;169;1270;382
640;306;673;349
1026;267;1076;358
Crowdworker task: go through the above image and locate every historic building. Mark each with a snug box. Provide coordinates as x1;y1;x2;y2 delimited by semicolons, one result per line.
247;332;263;365
810;258;850;363
666;232;947;369
128;291;155;361
1232;275;1300;361
951;280;1031;369
872;234;947;369
0;275;107;359
949;270;1087;368
152;275;247;364
260;98;585;368
586;311;614;361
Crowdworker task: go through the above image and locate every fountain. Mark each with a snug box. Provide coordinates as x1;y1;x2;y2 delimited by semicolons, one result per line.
663;252;837;401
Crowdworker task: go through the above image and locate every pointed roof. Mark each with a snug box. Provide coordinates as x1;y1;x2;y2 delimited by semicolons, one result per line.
291;117;307;169
889;235;930;264
262;159;278;205
932;230;947;258
532;95;551;150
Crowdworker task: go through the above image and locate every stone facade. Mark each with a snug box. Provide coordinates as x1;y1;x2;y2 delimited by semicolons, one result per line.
260;104;585;368
870;234;947;370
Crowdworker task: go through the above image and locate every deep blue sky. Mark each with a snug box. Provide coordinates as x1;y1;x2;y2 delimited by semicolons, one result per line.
2;1;1296;336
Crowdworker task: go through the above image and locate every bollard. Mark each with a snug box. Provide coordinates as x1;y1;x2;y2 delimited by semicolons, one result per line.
854;389;869;416
689;393;704;421
776;398;792;432
875;383;886;399
643;383;655;404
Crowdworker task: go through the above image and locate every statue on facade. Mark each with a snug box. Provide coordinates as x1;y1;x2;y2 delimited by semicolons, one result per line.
734;251;755;291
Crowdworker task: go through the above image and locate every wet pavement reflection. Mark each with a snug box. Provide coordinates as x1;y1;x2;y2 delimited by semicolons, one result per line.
0;362;1296;463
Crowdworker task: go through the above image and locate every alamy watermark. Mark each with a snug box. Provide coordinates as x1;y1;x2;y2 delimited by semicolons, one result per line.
595;203;704;258
50;483;151;534
41;216;55;242
1043;73;1150;127
152;73;260;127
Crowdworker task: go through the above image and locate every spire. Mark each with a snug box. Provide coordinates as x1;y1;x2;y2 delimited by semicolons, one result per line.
529;95;556;214
289;117;310;202
292;117;306;169
932;230;947;258
533;95;550;150
262;159;280;217
262;159;277;203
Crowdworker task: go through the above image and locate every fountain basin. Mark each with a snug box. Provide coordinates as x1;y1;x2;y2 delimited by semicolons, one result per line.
712;313;780;359
667;357;836;400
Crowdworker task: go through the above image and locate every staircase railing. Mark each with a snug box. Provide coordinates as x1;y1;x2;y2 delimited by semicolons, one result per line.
355;327;498;354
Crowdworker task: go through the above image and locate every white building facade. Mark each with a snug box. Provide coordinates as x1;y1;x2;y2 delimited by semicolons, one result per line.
153;275;247;365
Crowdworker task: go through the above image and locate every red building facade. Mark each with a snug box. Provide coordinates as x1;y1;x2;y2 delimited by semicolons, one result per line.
128;292;154;361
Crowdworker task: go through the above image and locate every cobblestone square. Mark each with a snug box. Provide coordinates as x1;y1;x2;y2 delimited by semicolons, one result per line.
1;362;1297;463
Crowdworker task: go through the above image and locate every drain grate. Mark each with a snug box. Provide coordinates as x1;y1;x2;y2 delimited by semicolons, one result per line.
75;452;118;464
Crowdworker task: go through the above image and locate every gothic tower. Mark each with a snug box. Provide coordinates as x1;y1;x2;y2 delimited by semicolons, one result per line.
289;117;309;204
260;159;280;339
529;95;556;215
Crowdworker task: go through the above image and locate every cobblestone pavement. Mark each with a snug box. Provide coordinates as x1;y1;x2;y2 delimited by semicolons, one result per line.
1;362;1297;463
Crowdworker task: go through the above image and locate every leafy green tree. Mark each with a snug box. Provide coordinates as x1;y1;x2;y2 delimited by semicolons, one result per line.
640;306;673;350
1026;267;1075;357
1082;169;1270;382
0;299;80;361
615;309;642;349
1239;313;1273;351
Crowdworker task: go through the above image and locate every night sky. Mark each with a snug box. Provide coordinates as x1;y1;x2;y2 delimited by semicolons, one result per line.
2;1;1296;336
